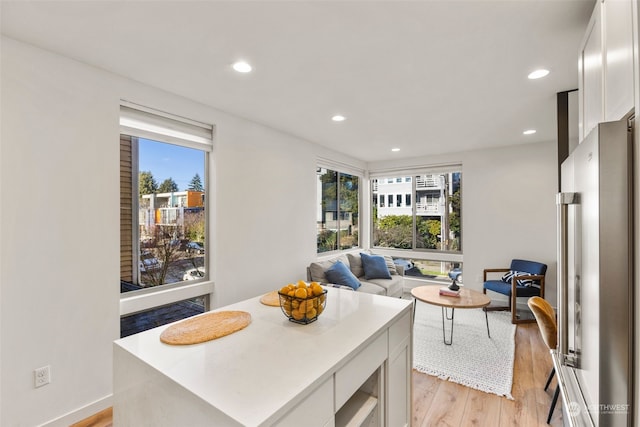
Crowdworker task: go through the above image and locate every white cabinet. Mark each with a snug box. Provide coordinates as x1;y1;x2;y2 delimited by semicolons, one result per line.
278;377;335;427
386;312;412;427
335;332;387;411
579;2;603;141
579;0;635;142
603;0;635;121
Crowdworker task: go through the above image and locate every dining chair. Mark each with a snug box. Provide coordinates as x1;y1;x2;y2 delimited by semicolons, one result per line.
527;296;559;424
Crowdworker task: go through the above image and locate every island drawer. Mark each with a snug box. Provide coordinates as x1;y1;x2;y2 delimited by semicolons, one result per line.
334;332;387;410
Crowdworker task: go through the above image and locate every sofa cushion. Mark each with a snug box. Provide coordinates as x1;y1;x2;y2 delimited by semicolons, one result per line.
309;255;349;283
349;251;397;277
357;281;386;295
325;260;361;290
347;253;365;277
363;275;403;298
383;255;398;275
360;252;392;280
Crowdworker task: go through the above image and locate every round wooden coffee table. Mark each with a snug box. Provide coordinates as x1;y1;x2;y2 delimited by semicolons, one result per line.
411;285;491;345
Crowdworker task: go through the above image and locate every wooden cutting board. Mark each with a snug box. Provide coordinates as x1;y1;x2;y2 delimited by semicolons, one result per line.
160;310;251;345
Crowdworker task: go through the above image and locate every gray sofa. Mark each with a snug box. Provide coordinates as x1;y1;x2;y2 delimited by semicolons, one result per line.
307;252;404;297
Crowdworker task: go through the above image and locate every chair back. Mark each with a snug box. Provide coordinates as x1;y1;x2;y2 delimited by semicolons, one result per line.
510;259;547;276
527;296;557;350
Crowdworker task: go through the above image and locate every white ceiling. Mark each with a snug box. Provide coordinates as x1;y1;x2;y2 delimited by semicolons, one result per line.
1;0;594;162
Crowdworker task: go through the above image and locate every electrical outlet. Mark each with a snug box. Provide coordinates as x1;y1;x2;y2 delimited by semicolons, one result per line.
34;365;50;388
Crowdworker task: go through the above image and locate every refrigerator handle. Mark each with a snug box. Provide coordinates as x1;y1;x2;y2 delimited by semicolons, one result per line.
556;192;578;366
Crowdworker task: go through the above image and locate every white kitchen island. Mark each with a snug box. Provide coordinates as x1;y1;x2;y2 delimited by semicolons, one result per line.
113;287;412;427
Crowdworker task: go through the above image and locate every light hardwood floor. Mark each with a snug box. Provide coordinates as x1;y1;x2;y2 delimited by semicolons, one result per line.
413;322;562;427
78;324;560;427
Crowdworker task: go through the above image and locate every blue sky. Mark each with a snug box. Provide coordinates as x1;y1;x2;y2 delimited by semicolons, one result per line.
139;139;205;191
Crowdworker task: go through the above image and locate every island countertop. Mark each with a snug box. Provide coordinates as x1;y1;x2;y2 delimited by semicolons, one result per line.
113;287;412;426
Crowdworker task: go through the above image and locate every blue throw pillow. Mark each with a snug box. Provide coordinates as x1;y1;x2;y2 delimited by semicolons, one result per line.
360;252;392;280
325;261;361;290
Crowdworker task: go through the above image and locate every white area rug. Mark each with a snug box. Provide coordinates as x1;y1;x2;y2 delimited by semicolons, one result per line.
413;301;516;399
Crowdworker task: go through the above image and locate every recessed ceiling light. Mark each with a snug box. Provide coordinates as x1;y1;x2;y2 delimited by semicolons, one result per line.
523;129;537;135
232;61;252;73
331;115;346;122
391;148;400;152
528;69;549;79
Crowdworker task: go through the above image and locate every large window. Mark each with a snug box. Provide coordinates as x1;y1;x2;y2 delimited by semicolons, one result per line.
371;168;462;282
372;170;461;251
128;138;207;289
317;167;360;253
120;104;212;336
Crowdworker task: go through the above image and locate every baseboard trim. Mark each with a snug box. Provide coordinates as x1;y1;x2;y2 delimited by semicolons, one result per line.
38;395;112;427
70;407;112;427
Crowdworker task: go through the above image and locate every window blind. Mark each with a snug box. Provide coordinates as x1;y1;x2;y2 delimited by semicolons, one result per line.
119;102;213;152
317;156;365;177
369;163;461;179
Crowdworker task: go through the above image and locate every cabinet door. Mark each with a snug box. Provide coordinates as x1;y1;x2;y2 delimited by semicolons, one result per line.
387;312;411;427
387;345;410;427
580;4;603;141
603;0;634;121
278;377;334;427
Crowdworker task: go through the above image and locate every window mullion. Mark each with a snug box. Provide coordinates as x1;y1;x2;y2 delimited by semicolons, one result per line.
412;176;417;249
336;172;341;251
132;137;140;285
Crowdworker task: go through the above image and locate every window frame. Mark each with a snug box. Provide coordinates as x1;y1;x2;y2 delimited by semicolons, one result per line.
119;104;214;318
369;165;462;257
316;161;363;255
369;165;463;284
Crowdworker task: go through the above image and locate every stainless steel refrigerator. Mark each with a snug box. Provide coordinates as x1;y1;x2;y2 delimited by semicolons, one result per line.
556;112;634;427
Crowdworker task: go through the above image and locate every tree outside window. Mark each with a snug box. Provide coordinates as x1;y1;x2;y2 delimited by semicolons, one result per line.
317;167;360;253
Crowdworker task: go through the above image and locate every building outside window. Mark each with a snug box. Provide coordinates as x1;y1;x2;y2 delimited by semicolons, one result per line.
317;167;360;253
371;167;462;283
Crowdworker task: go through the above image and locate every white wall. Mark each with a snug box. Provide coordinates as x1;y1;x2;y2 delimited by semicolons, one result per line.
0;36;364;426
1;37;120;427
1;35;556;425
368;140;559;306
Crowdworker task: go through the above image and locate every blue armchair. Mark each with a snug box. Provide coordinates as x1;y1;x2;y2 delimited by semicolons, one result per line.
483;259;547;324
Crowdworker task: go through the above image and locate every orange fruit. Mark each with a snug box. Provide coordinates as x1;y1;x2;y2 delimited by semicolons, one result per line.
297;280;307;289
280;286;291;294
298;300;307;313
294;288;308;298
311;283;323;296
317;304;324;315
